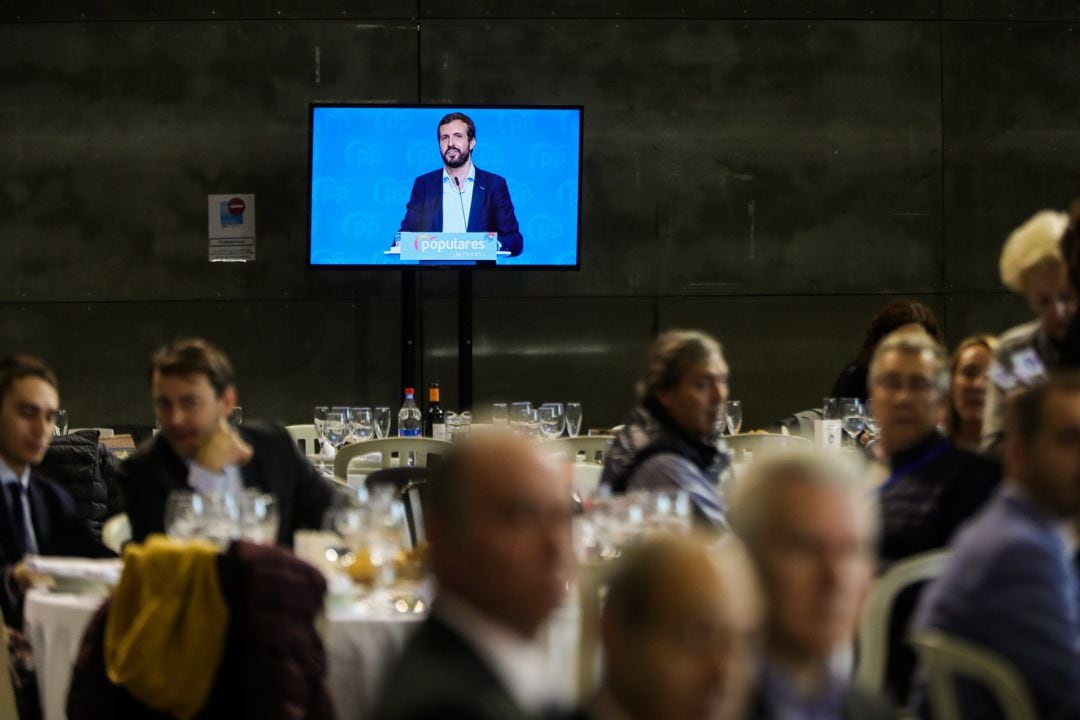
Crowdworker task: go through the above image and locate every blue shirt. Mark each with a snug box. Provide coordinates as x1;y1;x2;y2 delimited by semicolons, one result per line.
0;457;39;555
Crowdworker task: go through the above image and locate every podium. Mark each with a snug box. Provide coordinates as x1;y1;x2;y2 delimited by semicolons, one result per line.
387;232;508;264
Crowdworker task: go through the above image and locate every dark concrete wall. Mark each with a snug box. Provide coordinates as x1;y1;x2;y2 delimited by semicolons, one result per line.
2;1;1078;430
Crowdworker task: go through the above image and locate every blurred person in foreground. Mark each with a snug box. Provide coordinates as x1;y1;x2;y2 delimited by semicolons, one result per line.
372;431;575;720
866;329;1000;702
944;335;997;451
0;355;111;625
831;300;943;403
914;373;1080;719
729;449;896;720
577;534;759;720
981;209;1075;453
119;338;337;546
601;330;730;528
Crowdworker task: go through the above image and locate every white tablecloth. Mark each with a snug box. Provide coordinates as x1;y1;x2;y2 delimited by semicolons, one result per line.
25;587;581;720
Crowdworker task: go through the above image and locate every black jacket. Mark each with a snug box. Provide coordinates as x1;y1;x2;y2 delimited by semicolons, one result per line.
372;612;537;720
1;471;111;626
119;422;338;547
38;431;124;543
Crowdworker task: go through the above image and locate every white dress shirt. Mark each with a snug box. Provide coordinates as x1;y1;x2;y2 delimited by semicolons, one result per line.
185;459;244;497
441;164;475;233
0;457;39;554
434;590;551;713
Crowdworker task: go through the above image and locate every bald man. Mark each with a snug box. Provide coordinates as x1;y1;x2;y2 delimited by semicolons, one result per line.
372;432;575;720
584;534;759;720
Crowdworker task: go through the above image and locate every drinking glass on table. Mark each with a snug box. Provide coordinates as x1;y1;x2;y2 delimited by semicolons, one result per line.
823;397;842;421
725;400;743;436
165;490;240;549
491;403;509;426
349;407;374;442
325;412;349;449
313;406;329;450
864;399;881;439
54;408;68;436
239;491;279;545
322;506;376;588
840;398;866;447
539;403;566;440
374;407;392;439
565;403;583;438
165;490;203;541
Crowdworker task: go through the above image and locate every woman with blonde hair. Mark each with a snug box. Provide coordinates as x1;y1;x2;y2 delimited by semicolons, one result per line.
946;335;998;450
982;210;1074;452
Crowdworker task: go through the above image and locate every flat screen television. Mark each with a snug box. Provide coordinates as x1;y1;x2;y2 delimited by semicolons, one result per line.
308;104;583;269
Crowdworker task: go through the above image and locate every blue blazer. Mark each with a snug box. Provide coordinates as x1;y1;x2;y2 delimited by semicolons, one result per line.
398;168;523;257
913;489;1080;718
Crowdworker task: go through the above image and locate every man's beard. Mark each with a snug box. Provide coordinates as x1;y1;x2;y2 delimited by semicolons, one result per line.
442;146;471;169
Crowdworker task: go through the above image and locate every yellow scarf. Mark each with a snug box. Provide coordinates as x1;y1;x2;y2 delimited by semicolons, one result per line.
104;535;228;719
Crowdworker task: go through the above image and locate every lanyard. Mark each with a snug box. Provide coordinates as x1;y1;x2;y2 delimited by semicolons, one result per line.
879;437;952;495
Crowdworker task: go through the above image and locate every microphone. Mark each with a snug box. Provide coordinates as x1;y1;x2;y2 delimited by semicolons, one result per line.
454;174;468;230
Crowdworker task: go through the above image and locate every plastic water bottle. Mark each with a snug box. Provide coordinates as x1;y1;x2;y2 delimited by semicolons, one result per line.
398;388;422;437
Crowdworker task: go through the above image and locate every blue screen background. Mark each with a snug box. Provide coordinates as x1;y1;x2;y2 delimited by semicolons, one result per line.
309;107;581;267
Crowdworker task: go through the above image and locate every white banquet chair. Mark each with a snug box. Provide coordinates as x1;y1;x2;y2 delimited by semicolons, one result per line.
854;549;947;695
912;629;1037;720
285;424;320;456
542;436;614;466
333;438;453;482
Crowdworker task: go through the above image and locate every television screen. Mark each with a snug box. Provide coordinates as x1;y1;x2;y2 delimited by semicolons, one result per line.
308;104;582;268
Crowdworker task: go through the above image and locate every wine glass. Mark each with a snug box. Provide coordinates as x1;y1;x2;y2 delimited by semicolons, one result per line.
725;400;743;436
325;412;349;448
539;403;566;440
349;407;374;442
491;403;509;426
164;490;202;540
374;407;392;439
239;491;279;545
54;408;69;436
823;397;842;421
864;399;881;438
840;398;866;447
313;406;329;449
565;403;583;438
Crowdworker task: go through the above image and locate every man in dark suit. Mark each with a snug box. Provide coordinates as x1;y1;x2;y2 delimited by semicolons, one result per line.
730;449;897;720
913;373;1080;719
372;432;575;720
398;111;524;257
0;355;111;627
119;338;336;547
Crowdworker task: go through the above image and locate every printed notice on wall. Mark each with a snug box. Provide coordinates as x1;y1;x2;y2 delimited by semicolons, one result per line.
207;194;256;262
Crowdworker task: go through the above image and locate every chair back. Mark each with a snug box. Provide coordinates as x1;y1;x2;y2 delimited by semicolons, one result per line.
724;432;812;463
285;424;319;455
911;629;1038;720
102;513;132;554
0;629;18;720
854;549;947;694
333;438;453;481
542;436;614;466
364;467;430;548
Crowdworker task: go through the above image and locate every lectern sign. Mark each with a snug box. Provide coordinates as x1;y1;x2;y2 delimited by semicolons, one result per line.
397;232;500;263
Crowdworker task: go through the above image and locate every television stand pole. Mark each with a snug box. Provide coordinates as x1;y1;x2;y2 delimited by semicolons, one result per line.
401;269;418;393
458;269;473;411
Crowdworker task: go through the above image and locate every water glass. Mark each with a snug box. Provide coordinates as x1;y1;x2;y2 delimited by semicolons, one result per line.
491;403;509;426
446;411;472;443
374;407;392;439
54;408;68;436
725;400;743;435
239;491;279;545
325;411;349;448
349;407;374;442
840;398;865;446
164;490;202;541
565;403;583;438
510;402;533;424
539;403;566;440
822;397;842;421
313;406;329;446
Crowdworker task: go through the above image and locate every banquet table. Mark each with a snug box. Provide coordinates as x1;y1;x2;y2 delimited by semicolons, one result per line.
25;586;582;720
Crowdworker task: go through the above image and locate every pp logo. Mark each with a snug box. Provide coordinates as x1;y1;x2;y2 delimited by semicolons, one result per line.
406;141;434;172
374;178;409;206
557;179;578;208
527;214;563;244
341;212;379;240
345;140;381;168
313;177;349;203
497;113;534;137
479;143;507;167
529;143;565;171
375;112;413;134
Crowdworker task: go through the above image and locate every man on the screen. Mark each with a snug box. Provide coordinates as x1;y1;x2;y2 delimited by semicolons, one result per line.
398;112;524;257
